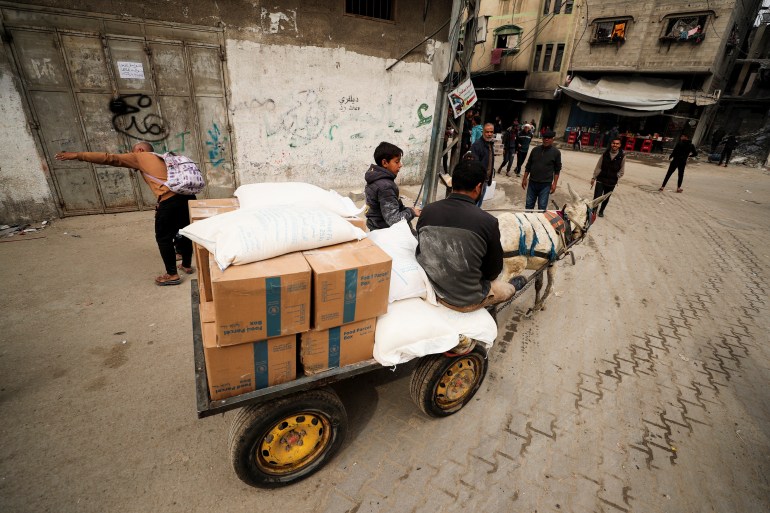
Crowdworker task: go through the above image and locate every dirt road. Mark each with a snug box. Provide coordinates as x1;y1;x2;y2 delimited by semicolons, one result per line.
1;151;768;512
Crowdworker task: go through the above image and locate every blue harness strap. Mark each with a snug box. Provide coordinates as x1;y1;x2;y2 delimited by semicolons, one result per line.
535;215;558;261
515;214;527;255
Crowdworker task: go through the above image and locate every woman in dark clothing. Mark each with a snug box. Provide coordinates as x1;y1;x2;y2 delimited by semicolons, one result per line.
659;134;697;193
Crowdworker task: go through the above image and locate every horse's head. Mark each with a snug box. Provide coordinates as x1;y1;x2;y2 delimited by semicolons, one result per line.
562;183;612;240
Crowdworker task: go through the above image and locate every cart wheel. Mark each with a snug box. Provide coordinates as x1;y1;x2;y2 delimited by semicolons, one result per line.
410;345;488;417
228;388;347;488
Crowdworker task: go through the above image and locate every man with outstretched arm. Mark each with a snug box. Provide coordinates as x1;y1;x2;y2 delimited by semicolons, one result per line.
55;142;195;286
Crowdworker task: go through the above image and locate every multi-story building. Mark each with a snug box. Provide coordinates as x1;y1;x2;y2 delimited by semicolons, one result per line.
561;0;762;148
471;0;762;149
716;7;770;137
471;0;582;131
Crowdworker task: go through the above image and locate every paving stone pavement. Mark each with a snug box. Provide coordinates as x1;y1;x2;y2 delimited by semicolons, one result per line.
313;170;770;512
1;157;767;513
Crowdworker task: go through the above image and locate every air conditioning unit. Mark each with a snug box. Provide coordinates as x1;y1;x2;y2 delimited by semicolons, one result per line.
761;12;770;24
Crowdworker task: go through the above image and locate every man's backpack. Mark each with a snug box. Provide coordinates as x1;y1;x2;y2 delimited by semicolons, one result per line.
144;152;205;195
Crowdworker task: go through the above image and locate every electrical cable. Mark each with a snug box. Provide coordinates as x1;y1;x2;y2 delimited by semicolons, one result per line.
567;0;589;76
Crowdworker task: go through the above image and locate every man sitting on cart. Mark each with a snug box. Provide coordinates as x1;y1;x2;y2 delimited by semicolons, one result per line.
416;160;526;312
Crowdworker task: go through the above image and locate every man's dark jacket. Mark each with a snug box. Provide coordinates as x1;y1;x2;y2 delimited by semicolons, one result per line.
364;164;414;230
416;193;503;307
525;145;562;183
470;138;495;185
597;149;624;186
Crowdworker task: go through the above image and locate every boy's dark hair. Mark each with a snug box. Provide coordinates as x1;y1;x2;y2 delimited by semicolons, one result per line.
452;160;485;192
473;115;481;125
374;142;403;166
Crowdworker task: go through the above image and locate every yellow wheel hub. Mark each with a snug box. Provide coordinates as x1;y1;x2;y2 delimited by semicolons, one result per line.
257;412;332;475
435;355;480;410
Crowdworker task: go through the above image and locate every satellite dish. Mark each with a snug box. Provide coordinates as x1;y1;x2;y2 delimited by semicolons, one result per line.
432;43;452;82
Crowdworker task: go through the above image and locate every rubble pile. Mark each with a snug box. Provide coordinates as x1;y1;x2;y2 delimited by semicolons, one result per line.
704;108;770;168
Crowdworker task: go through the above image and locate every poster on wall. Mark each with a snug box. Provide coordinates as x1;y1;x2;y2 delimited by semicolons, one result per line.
447;79;477;119
117;61;145;80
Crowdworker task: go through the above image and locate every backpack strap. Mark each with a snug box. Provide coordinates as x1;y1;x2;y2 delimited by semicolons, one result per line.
142;172;166;186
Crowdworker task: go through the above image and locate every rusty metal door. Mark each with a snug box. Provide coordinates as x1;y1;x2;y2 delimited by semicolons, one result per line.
3;10;234;215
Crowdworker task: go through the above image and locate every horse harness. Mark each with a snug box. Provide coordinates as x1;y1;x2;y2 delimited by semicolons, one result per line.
501;206;595;261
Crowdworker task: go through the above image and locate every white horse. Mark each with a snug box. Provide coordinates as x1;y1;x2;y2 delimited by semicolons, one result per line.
497;183;611;312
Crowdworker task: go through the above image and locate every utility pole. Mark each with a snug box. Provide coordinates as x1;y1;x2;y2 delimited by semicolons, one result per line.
420;0;480;207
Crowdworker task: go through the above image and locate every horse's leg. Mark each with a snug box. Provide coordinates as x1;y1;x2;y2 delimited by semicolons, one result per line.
537;264;556;310
533;271;544;310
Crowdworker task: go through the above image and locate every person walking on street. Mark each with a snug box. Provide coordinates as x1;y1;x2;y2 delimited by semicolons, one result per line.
470;123;496;207
719;134;738;167
522;130;561;210
573;127;583;151
659;134;697;193
470;115;483;144
497;122;519;175
710;127;726;154
512;124;533;177
55;142;196;286
590;138;625;217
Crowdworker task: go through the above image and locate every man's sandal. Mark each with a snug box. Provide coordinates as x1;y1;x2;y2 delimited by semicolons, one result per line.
676;188;683;193
155;274;182;286
178;265;195;274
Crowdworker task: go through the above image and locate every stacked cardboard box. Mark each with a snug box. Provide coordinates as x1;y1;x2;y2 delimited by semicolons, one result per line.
189;200;391;401
189;198;239;302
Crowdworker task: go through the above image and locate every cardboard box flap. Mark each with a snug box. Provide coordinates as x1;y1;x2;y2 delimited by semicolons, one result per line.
303;239;390;273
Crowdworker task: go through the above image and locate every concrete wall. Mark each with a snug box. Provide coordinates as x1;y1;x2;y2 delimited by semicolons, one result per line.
227;40;438;188
0;49;57;223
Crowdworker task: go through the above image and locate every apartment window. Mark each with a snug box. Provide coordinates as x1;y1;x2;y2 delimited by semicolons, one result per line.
554;0;563;14
346;0;393;21
660;13;710;43
543;0;550;15
543;44;553;71
553;43;565;71
564;0;574;14
494;25;523;53
533;44;543;71
592;19;629;43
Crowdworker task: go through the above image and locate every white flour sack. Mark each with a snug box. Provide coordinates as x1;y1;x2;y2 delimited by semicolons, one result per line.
180;206;367;270
373;298;497;366
234;182;364;218
367;220;428;302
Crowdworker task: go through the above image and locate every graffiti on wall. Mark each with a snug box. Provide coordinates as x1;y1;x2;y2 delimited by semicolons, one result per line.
416;103;432;127
109;94;169;142
206;123;228;167
265;90;334;148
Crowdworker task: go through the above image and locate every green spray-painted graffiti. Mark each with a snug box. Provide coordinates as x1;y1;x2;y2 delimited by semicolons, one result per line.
417;103;432;127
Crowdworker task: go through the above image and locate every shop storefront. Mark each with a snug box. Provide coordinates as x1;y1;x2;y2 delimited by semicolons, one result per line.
559;75;702;152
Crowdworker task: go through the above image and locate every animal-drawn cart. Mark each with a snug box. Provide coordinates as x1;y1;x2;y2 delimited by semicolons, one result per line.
191;283;491;488
191;184;608;488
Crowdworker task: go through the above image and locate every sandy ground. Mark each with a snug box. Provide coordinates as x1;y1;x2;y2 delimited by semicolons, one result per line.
1;151;769;512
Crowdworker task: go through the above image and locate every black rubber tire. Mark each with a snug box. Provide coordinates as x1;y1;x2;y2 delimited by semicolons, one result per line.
409;345;488;418
227;388;347;488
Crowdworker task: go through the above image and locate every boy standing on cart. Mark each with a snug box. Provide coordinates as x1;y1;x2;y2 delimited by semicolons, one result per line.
364;142;421;231
416;160;526;312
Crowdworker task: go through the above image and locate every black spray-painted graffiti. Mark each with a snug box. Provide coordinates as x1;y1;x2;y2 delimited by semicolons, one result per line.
109;94;169;142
